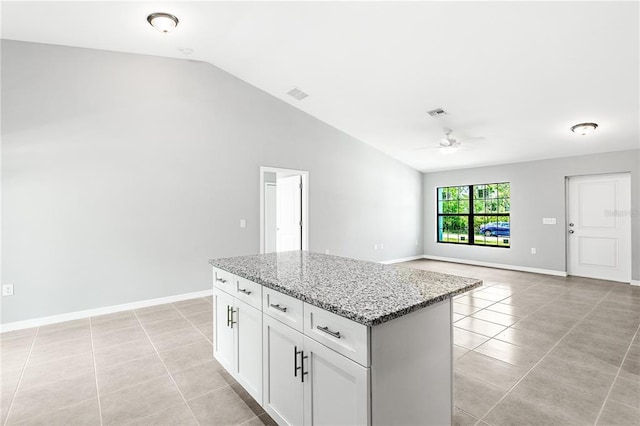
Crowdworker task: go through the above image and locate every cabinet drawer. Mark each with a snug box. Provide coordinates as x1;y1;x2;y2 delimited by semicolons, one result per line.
303;304;369;367
234;276;262;310
263;288;304;332
213;267;235;295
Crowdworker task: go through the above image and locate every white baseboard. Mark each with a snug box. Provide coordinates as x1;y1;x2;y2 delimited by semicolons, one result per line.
380;255;425;265
0;289;213;334
631;280;640;287
421;255;568;277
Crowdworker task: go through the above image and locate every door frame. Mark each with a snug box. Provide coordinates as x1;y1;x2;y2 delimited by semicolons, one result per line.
565;172;632;282
259;166;309;254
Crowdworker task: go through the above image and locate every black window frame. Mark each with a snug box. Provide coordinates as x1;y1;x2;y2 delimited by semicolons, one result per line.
436;182;511;248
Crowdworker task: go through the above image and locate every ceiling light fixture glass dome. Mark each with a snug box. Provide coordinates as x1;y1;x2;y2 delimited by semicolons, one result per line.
147;13;179;33
440;146;460;155
570;122;598;136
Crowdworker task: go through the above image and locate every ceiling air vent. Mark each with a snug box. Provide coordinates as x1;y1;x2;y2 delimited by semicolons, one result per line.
427;108;447;118
287;87;309;101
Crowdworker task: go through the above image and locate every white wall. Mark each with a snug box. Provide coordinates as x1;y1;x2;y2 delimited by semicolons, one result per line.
423;150;640;279
1;41;424;324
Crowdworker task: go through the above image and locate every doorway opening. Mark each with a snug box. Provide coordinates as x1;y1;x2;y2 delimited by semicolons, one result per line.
259;166;309;254
566;172;632;283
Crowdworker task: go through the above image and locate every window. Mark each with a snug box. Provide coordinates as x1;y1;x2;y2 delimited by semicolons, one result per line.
437;182;510;248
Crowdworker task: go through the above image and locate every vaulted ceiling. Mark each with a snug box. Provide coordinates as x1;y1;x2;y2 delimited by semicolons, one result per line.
2;1;639;172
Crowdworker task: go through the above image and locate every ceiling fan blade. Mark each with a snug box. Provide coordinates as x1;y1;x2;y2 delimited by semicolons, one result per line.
408;146;442;151
460;136;485;143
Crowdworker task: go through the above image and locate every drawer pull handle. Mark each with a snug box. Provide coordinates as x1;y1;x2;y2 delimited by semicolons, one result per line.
270;303;288;313
238;288;252;295
216;277;227;283
317;326;341;339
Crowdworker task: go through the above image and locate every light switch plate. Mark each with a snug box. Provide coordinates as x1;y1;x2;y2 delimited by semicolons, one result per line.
240;219;246;228
542;217;557;225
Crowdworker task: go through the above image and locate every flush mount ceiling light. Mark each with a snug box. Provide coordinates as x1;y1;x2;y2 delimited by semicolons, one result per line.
147;13;179;33
440;145;460;155
570;122;598;136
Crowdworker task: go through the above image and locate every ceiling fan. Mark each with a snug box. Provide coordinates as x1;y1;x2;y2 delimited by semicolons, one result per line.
410;128;485;155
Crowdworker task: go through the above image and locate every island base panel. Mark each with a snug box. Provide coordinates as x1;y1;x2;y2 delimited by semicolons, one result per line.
371;299;452;425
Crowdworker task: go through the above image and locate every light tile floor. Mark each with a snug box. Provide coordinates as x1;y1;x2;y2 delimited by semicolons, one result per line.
1;259;638;425
1;297;276;426
405;259;640;426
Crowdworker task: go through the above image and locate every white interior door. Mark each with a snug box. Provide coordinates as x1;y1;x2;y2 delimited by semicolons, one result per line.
265;183;277;254
276;175;302;252
567;173;631;283
260;167;308;254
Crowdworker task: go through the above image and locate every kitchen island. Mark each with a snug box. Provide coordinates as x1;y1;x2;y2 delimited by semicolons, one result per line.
209;251;481;425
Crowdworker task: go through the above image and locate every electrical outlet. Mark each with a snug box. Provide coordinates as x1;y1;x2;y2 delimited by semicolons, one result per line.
240;219;246;228
380;243;384;250
2;284;14;297
325;249;330;254
531;248;537;255
415;239;419;246
374;244;378;251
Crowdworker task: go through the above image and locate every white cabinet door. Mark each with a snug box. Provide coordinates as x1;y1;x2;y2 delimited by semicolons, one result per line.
263;315;304;426
303;335;369;426
213;288;235;372
234;298;263;404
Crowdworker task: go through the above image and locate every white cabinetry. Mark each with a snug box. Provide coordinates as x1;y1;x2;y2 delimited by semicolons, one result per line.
212;274;263;404
234;298;263;402
213;288;234;372
302;335;369;426
263;314;304;425
213;266;453;426
263;315;368;426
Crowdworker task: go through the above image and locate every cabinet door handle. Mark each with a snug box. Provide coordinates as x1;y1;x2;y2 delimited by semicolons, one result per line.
294;346;302;377
226;305;231;327
316;326;341;339
270;303;288;313
229;308;237;328
216;277;227;283
301;350;309;383
238;288;252;295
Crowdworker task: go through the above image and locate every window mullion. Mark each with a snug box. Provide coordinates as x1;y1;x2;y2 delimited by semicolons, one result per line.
469;185;475;245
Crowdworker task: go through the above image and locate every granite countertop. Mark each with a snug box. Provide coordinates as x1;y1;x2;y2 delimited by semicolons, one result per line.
209;251;481;326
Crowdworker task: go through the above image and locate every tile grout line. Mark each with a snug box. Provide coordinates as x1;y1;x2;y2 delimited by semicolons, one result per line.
453;280;555;353
171;303;266;426
132;309;202;426
455;406;482;425
2;327;39;426
459;280;599;418
474;283;618;425
238;414;266;426
464;279;610;341
593;320;640;425
454;277;560;418
169;302;213;344
455;281;574;352
88;317;104;426
120;385;235;426
171;300;269;422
